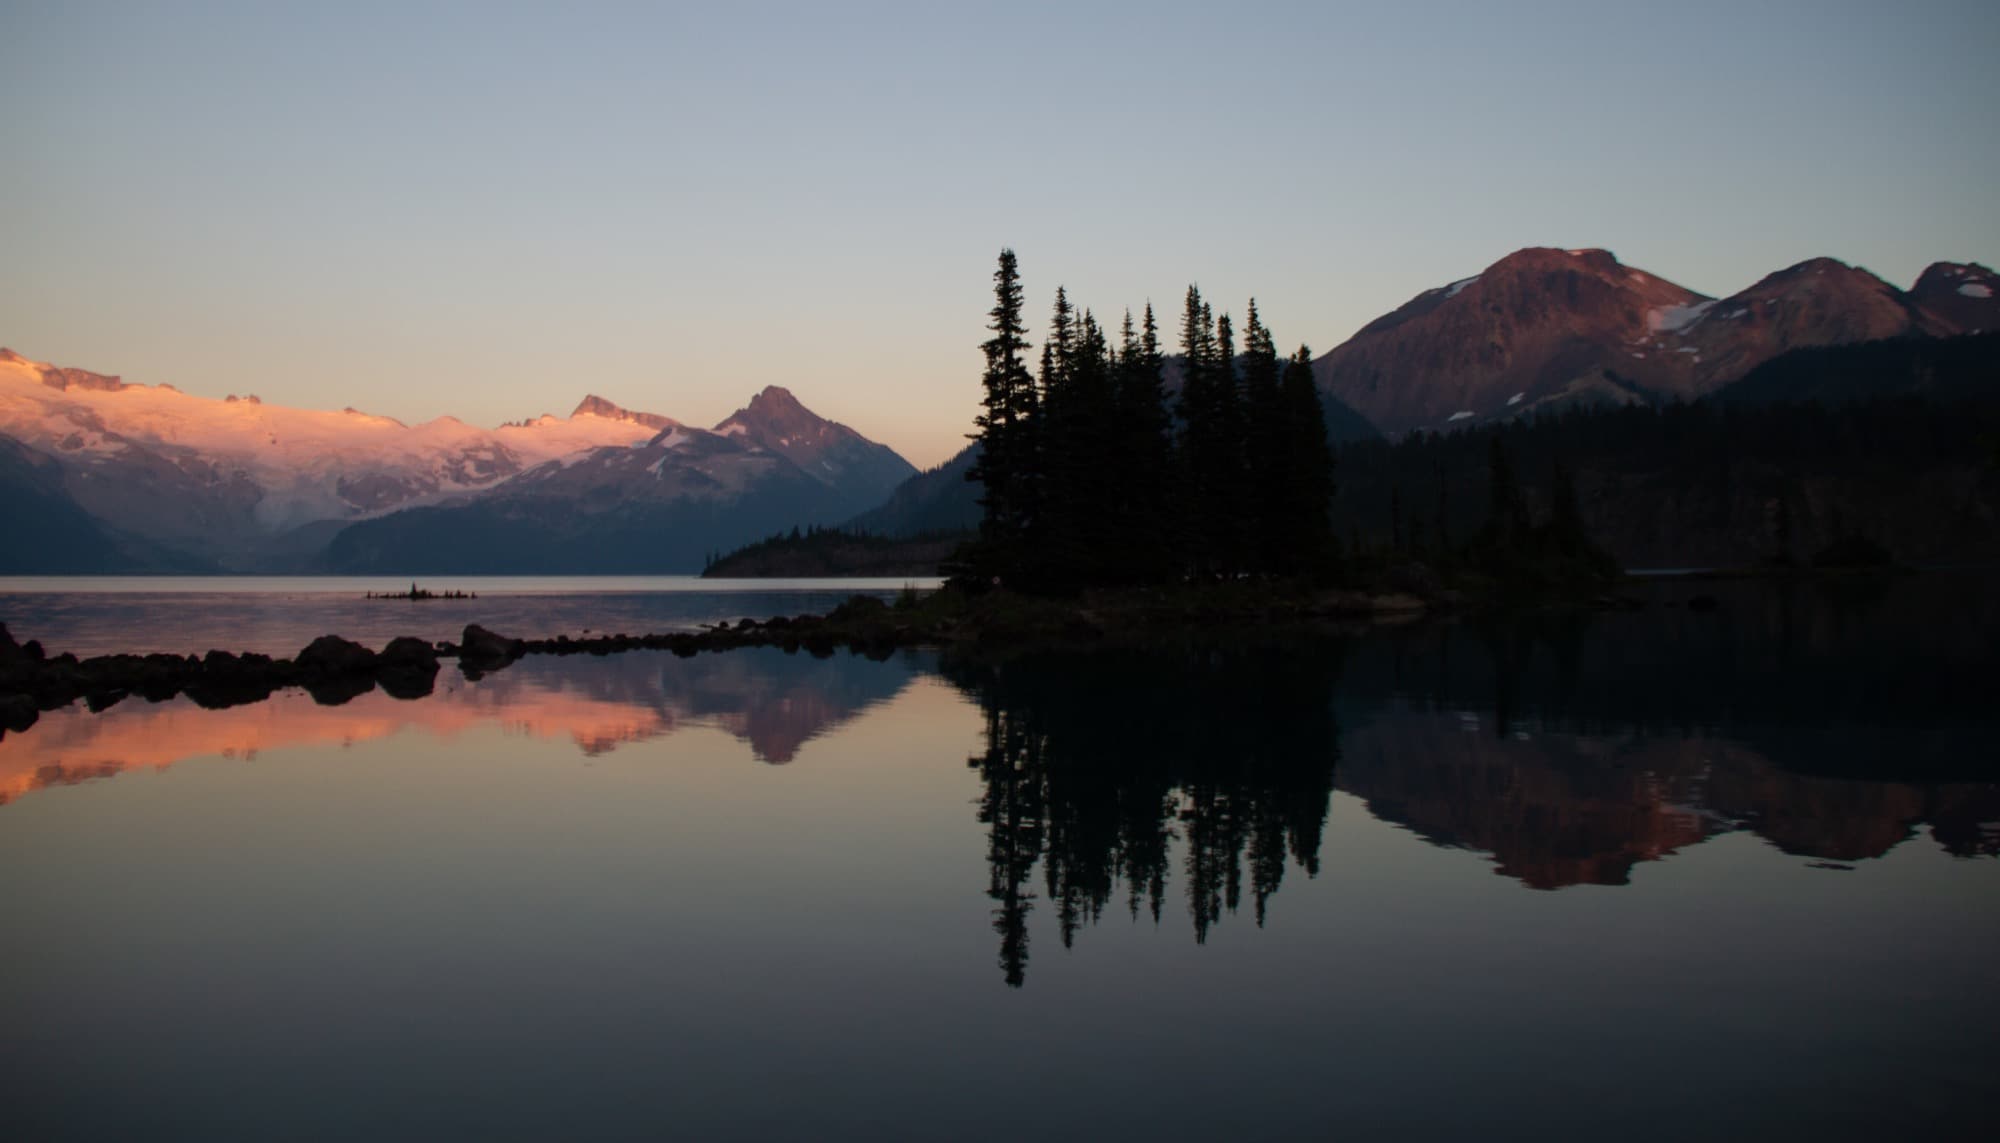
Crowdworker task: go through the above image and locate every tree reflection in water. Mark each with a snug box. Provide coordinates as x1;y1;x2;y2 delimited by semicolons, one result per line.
945;643;1345;987
943;603;2000;986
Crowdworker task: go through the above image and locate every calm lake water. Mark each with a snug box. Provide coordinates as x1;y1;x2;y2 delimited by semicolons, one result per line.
2;574;1996;1140
0;575;938;657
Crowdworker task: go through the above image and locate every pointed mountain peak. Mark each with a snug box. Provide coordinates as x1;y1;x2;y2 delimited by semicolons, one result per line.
735;385;809;419
569;394;678;431
717;386;824;437
711;386;915;492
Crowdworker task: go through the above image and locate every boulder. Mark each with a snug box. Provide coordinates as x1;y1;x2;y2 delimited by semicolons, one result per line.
460;625;523;662
378;636;441;700
182;650;284;709
0;692;36;733
296;635;378;675
381;636;440;672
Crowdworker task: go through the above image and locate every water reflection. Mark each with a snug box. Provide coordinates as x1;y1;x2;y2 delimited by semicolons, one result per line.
0;647;916;804
935;630;1997;983
943;644;1343;986
4;576;1996;994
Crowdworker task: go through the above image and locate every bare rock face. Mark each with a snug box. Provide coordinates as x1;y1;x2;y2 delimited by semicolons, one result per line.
1909;262;2000;335
712;385;916;505
1313;248;1963;436
1;347;127;393
571;394;679;432
1314;248;1706;435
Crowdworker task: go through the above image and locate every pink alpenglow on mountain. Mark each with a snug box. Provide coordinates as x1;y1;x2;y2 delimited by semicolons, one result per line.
1311;249;1994;435
0;348;913;572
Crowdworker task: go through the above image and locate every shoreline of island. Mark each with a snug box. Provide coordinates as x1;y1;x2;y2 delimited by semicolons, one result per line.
2;562;1940;737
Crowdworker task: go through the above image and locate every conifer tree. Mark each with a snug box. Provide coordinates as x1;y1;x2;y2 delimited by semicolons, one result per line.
1111;303;1175;583
1278;345;1335;572
1547;459;1587;556
1038;297;1116;589
1240;301;1286;572
1175;286;1215;573
1179;290;1248;575
965;249;1037;585
1488;435;1530;547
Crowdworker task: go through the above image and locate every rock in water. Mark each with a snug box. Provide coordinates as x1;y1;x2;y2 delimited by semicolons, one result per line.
296;635;379;675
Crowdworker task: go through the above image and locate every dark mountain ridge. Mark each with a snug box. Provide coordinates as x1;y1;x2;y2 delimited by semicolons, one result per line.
1329;332;2000;569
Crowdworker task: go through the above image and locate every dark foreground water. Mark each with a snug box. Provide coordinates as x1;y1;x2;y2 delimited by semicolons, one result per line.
1;574;1996;1140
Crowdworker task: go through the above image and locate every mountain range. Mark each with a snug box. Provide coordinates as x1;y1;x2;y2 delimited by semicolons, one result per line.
851;251;1999;542
0;347;912;572
4;248;1994;573
1313;248;1997;435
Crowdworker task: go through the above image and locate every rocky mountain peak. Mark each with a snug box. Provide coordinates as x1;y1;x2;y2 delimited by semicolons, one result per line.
1909;261;1998;334
1;347;128;393
1311;246;1991;436
570;394;678;432
1913;261;1996;293
747;384;805;411
713;386;915;498
716;386;832;442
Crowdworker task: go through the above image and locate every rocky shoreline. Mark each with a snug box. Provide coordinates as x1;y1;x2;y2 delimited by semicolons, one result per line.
0;586;1439;735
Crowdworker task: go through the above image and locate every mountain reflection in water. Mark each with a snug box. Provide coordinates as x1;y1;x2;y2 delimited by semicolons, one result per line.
940;630;1998;984
4;575;1993;993
0;647;918;804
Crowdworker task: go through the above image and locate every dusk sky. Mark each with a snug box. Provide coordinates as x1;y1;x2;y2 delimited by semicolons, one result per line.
5;0;1996;468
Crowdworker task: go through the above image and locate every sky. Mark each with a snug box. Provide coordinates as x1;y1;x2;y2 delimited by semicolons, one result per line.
4;0;1997;469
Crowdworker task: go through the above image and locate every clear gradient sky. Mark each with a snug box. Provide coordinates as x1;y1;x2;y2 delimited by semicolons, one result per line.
5;0;1997;468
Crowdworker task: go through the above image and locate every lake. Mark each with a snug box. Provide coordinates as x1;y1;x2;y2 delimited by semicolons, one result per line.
2;573;1996;1140
0;575;938;657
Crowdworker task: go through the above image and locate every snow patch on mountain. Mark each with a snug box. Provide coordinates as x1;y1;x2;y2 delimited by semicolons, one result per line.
1649;300;1718;334
0;348;665;534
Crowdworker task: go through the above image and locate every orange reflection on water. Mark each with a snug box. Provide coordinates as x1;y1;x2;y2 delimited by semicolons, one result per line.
0;684;682;805
0;650;918;806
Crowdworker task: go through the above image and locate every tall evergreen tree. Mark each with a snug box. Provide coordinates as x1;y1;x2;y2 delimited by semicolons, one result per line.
1175;287;1215;572
1109;303;1176;583
1240;300;1286;572
1277;345;1335;572
965;248;1038;585
1547;459;1587;556
1178;291;1248;575
1039;300;1117;589
1042;286;1076;404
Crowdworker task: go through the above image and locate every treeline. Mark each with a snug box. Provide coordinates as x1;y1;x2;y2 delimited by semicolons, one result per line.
959;249;1335;592
1332;394;2000;569
699;524;965;578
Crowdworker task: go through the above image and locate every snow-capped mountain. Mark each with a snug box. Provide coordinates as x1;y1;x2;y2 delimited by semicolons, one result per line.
321;385;918;573
714;385;916;508
1313;249;1997;435
0;348;913;572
